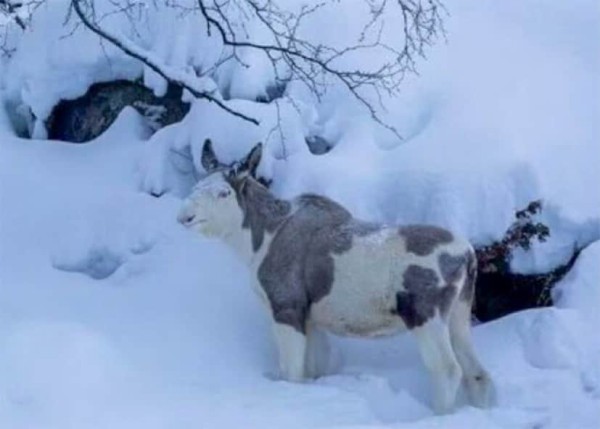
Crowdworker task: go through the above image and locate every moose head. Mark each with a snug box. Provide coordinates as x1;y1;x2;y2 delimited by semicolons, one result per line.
177;139;264;237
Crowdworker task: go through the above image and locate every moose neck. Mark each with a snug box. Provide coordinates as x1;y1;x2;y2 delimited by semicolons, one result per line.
224;177;292;265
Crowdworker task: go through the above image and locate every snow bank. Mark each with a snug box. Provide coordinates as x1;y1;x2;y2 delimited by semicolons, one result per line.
1;97;599;429
553;241;600;398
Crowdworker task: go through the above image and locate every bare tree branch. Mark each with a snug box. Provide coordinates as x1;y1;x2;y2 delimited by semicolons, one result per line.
8;0;445;137
195;0;445;139
0;0;45;57
0;0;28;30
71;0;260;125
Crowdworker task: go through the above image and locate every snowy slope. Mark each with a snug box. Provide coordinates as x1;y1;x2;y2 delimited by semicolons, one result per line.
1;0;599;428
1;108;599;428
1;107;599;428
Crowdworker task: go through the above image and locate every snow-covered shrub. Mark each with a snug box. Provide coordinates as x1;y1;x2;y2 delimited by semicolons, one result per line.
477;201;550;275
472;201;592;321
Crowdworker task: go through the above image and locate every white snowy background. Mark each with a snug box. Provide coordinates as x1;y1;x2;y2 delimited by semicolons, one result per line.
1;0;599;428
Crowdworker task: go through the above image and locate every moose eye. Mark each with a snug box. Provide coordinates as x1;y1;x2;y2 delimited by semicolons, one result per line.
217;189;231;198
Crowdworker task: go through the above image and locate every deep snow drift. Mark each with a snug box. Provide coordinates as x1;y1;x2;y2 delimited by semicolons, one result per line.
1;0;599;428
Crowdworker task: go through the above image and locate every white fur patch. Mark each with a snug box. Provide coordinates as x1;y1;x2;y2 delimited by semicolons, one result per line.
310;229;405;336
309;229;471;337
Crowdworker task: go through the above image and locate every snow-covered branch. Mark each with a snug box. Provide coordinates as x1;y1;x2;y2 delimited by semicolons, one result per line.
0;0;27;30
71;0;260;125
0;0;44;56
197;0;445;139
67;0;444;137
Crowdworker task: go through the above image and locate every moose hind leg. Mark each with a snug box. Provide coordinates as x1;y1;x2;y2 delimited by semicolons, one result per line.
305;323;331;379
449;300;496;408
413;317;463;414
273;322;307;382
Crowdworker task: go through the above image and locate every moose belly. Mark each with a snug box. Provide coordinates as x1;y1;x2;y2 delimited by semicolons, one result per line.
310;298;406;337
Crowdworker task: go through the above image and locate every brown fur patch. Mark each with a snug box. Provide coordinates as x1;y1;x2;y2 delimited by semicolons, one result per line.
399;225;453;256
395;265;457;328
256;192;378;333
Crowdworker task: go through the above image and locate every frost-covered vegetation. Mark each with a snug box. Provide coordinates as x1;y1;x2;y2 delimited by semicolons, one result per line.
0;0;599;428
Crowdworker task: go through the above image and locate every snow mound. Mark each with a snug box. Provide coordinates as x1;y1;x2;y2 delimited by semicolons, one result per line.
53;246;126;280
0;321;132;429
553;241;600;397
519;309;580;370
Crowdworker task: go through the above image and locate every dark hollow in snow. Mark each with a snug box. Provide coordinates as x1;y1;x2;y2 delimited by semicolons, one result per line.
473;249;580;322
46;80;190;143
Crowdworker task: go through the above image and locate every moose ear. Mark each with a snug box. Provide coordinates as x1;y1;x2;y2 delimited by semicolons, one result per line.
201;139;220;172
243;142;263;178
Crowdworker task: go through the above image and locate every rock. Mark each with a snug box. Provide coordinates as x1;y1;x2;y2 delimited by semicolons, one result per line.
306;135;332;155
46;80;190;142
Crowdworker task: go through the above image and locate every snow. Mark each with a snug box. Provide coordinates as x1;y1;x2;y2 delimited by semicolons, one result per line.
1;0;599;428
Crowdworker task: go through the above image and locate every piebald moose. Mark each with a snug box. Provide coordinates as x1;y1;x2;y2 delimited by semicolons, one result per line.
178;140;495;414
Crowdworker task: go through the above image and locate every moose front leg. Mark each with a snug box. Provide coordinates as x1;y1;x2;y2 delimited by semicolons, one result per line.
273;320;307;382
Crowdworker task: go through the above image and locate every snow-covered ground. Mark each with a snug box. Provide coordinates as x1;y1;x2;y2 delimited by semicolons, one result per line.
1;0;599;428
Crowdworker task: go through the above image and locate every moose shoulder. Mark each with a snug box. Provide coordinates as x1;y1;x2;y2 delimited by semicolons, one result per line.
178;140;495;414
